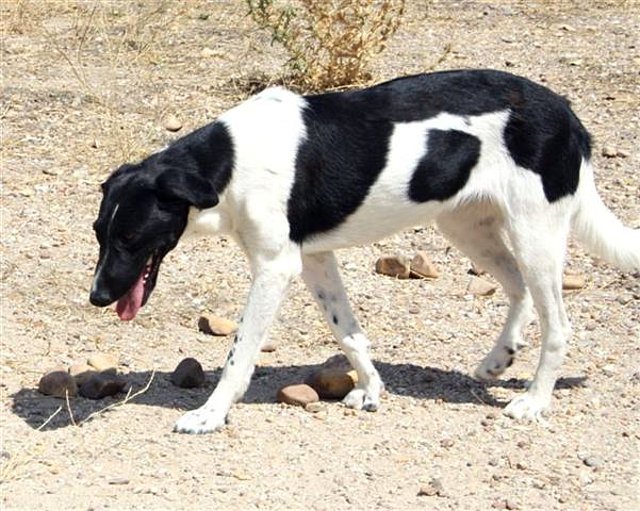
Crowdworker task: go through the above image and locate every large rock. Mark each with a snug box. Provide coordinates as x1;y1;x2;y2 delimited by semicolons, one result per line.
198;314;238;336
375;255;411;279
38;368;77;398
68;363;97;387
170;358;205;388
307;368;358;399
467;276;497;296
78;373;126;400
409;251;439;279
276;384;319;407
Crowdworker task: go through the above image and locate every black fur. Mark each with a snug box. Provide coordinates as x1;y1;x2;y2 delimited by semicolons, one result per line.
408;129;481;203
90;122;234;308
287;69;591;243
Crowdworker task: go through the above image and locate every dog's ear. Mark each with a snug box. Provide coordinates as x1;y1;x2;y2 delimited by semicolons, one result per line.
156;170;219;209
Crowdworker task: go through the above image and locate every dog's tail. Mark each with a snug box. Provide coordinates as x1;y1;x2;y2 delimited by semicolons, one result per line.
571;160;640;272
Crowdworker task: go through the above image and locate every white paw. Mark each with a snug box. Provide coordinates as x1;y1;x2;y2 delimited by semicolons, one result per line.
174;407;227;434
342;386;380;412
475;346;518;380
503;392;550;425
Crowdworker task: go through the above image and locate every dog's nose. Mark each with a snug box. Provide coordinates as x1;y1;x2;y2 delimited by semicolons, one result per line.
89;287;113;307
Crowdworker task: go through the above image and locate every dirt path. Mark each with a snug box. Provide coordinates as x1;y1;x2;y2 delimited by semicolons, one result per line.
1;2;638;510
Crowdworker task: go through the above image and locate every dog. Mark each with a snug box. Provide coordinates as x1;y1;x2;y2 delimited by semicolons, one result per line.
90;69;639;434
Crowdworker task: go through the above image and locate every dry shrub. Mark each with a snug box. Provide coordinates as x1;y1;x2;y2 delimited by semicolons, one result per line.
247;0;405;90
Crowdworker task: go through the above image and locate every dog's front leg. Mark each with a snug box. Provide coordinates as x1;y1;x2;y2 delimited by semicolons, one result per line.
174;247;301;434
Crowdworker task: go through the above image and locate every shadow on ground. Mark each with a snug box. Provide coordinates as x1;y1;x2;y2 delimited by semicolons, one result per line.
11;361;587;431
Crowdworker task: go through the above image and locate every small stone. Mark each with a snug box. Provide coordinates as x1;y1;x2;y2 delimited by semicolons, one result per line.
68;363;97;386
198;314;238;336
409;251;439;279
304;402;324;413
108;477;130;485
38;368;77;398
79;373;126;399
375;255;411;279
87;353;118;374
306;368;358;399
468;262;487;276
562;274;585;290
163;114;182;132
170;358;205;388
505;499;519;510
440;438;454;448
616;149;630;158
467;276;497;296
417;478;445;497
601;146;617;158
200;47;216;57
583;456;604;468
276;384;319;407
260;342;276;353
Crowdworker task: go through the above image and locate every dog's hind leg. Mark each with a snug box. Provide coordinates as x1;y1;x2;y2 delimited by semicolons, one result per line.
174;245;302;434
436;202;534;379
302;252;384;411
502;206;572;422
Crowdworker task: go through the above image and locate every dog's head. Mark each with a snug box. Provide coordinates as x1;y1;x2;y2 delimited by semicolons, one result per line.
89;155;219;320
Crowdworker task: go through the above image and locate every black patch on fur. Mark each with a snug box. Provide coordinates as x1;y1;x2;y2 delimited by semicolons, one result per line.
286;70;591;243
408;130;480;203
287;95;393;243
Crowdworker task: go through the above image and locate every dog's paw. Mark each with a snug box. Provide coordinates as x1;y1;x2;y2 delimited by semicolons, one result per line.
174;407;227;434
342;387;380;412
475;346;518;380
503;392;550;425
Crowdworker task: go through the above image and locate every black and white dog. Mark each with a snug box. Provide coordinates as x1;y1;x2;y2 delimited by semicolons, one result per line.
90;70;639;434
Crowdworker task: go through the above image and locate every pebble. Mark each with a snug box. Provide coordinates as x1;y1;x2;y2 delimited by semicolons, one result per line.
38;368;77;398
601;146;617;158
306;368;357;399
68;363;97;386
467;276;497;296
492;499;519;510
417;478;445;497
198;314;238;336
305;402;325;413
583;456;604;468
276;384;319;407
375;255;411;279
163;114;182;132
87;353;118;374
469;262;487;276
79;373;126;400
261;342;276;353
409;251;439;279
170;357;205;388
562;274;585;290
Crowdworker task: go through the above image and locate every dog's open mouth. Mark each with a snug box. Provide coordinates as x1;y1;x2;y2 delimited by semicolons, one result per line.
115;252;161;321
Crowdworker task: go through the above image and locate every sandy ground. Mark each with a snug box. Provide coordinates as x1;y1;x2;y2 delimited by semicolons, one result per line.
1;1;639;510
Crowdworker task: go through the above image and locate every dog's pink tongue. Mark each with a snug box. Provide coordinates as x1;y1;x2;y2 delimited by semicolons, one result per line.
116;272;145;321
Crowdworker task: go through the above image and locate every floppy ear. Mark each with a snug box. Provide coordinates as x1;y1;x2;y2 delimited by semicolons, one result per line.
156;170;219;209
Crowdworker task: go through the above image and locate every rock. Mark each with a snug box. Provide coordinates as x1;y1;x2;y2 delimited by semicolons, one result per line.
261;342;276;353
68;363;97;386
409;251;439;279
305;402;325;413
562;274;585;290
322;354;352;370
87;353;118;374
38;368;77;398
79;373;126;399
276;384;319;407
198;314;238;336
307;368;358;399
467;276;497;296
375;255;411;279
468;262;487;276
601;146;617;158
616;149;630;158
417;478;445;497
200;47;216;57
170;358;205;388
163;114;182;132
583;456;604;468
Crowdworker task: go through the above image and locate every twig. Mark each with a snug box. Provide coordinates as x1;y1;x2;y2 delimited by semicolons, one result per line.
77;370;155;427
36;406;63;431
65;389;77;427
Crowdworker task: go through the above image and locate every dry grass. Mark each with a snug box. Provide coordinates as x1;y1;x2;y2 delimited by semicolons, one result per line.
246;0;405;90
